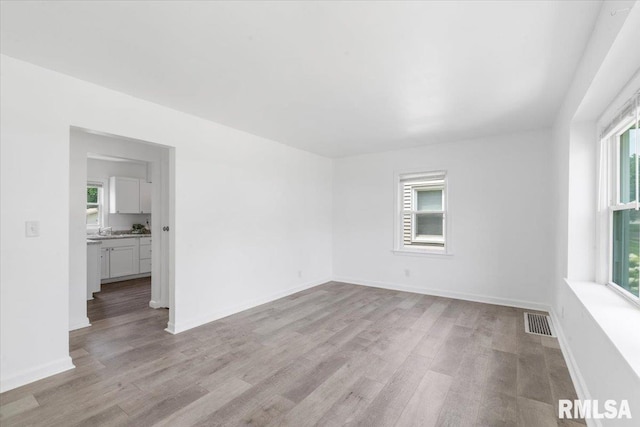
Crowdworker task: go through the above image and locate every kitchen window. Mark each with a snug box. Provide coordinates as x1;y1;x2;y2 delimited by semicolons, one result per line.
396;171;448;254
86;182;104;229
600;92;639;302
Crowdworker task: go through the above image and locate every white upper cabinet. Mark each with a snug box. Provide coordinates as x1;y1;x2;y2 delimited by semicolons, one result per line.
109;177;140;214
139;181;152;214
109;177;151;214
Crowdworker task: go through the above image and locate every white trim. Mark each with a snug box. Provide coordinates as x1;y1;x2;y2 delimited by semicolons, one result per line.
86;179;107;230
168;277;332;334
606;281;640;308
149;299;168;309
610;203;637;211
69;317;91;331
332;277;550;312
0;357;75;393
599;115;640;297
397;169;447;182
391;248;452;257
548;309;599;427
563;278;640;377
394;169;451;255
100;272;151;284
165;321;177;335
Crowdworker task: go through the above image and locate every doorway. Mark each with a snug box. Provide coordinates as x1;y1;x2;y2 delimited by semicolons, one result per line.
69;127;175;332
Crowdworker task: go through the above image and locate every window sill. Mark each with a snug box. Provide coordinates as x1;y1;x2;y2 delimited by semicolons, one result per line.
564;279;640;378
606;282;640;308
391;248;453;257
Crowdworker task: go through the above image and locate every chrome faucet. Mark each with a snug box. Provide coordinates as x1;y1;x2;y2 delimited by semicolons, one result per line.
98;226;112;236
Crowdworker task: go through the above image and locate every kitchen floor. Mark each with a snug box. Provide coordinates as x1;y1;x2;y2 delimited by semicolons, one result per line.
87;277;153;322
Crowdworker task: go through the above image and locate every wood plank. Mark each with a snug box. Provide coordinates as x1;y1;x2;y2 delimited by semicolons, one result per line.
356;354;432;426
152;377;252;427
0;395;39;421
516;396;558;427
394;370;452;426
0;282;582;427
476;391;517;427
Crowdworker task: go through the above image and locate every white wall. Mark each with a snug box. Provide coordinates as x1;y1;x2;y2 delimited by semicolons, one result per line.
87;158;151;231
0;55;333;392
566;121;598;282
550;2;640;425
333;129;554;309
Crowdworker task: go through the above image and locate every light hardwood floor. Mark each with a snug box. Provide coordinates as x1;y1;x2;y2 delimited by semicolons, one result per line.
0;282;584;426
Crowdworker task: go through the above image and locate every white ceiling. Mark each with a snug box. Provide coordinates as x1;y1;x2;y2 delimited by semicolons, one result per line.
0;1;602;158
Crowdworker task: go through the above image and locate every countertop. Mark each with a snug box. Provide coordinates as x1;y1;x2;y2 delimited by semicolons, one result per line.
86;240;103;245
86;234;151;243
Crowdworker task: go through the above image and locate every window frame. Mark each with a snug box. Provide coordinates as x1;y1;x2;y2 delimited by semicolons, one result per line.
394;170;450;256
600;113;639;306
411;185;446;245
86;181;106;231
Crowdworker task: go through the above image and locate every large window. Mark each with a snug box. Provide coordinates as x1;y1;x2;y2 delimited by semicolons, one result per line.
397;171;447;253
603;98;639;300
86;182;104;228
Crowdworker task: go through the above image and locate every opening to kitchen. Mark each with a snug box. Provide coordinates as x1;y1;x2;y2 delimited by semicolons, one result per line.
70;127;174;334
86;154;154;321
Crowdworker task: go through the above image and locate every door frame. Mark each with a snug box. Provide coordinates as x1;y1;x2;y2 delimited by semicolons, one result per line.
69;127;175;332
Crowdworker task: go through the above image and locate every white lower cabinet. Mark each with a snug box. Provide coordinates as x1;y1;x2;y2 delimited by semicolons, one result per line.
109;246;138;277
100;238;141;280
139;237;152;274
87;243;101;300
139;259;152;274
100;248;110;280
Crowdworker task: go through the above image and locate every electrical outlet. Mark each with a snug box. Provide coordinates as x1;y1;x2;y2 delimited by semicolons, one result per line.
298;270;302;278
25;221;40;237
404;269;410;277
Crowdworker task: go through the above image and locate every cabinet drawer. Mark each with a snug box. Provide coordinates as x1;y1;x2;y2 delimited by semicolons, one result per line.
100;238;137;249
140;258;152;274
139;237;151;245
139;244;152;260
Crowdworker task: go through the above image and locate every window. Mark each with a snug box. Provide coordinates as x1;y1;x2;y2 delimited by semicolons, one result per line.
396;171;448;253
601;94;639;301
86;182;104;228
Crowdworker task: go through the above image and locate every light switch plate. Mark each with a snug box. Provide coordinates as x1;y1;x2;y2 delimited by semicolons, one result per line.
25;221;40;237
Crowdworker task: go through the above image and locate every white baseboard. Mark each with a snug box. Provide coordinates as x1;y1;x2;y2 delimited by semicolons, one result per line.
0;356;75;393
333;276;551;312
549;310;600;427
149;300;167;309
169;277;331;334
69;317;91;331
101;272;151;285
165;321;177;335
